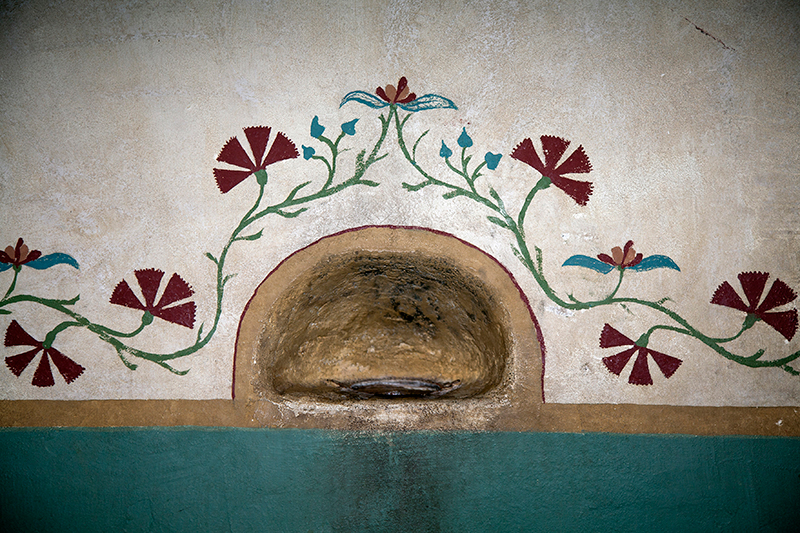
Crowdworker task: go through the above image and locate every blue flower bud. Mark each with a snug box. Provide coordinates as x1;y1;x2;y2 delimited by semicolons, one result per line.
457;127;473;148
484;152;502;170
440;141;453;159
302;145;315;160
341;118;358;136
310;116;325;138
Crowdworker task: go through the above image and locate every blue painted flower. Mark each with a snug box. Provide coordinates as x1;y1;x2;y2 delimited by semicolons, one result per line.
310;116;325;139
457;128;473;148
341;119;358;136
340;77;457;112
484;152;502;170
302;145;315;160
440;141;453;159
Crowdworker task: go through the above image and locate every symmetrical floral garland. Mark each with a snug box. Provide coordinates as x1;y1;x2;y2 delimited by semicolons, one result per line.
2;77;798;389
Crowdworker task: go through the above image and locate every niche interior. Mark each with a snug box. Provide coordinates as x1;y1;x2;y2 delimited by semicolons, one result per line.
234;226;544;429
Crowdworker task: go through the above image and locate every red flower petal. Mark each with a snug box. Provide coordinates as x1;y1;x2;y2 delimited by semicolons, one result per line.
32;352;55;387
627;253;644;268
5;347;41;376
151;301;196;329
243;126;271;168
738;272;769;311
216;136;256;170
510;138;546;175
623;240;634;257
597;253;616;266
599;323;634;348
397;92;417;104
554;144;592;176
22;250;42;264
647;348;682;379
550;176;593;206
5;320;40;347
263;132;299;167
756;278;797;314
759;310;798;341
539;136;570;172
156;273;194;309
13;238;24;260
395;77;408;98
134;269;164;308
214;168;255;194
109;279;146;311
628;349;653;385
376;86;390;102
603;346;638;376
710;280;748;312
48;348;85;384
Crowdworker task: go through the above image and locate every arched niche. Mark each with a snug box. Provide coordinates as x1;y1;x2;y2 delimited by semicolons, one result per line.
234;226;544;429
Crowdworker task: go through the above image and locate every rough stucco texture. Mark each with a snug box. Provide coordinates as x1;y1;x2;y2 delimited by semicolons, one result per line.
1;0;798;406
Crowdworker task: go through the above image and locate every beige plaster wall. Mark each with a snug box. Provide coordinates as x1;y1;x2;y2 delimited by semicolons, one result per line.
1;0;798;406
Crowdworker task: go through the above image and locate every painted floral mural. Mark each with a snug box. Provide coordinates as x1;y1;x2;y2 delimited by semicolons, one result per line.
2;77;798;391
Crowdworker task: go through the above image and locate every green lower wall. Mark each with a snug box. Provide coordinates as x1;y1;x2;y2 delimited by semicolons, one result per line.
1;429;798;532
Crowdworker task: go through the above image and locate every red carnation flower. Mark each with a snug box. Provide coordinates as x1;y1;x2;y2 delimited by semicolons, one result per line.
597;240;643;269
599;324;682;385
213;126;299;193
110;269;196;328
511;135;593;205
0;238;42;268
4;320;85;387
711;272;797;341
376;76;417;104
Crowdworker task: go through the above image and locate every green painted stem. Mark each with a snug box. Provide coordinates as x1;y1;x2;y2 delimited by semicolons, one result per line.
2;267;19;301
395;110;503;217
636;325;692;347
316;132;345;189
99;112;392;368
0;113;391;372
43;321;83;348
395;120;799;375
246;109;391;226
517;176;551;238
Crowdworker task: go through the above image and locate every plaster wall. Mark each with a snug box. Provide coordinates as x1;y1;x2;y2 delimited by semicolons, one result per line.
1;0;799;408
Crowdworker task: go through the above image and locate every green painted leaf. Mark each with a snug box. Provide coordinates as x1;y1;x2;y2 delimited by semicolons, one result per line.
240;230;263;241
277;208;308;219
442;189;467;200
487;216;509;229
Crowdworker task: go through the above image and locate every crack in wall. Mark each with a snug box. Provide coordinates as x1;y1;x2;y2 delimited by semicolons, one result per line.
684;16;735;51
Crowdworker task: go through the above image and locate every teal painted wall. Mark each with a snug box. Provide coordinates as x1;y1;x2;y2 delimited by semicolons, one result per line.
1;429;798;532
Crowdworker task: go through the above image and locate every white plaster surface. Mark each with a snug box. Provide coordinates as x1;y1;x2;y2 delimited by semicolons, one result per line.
1;0;798;404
